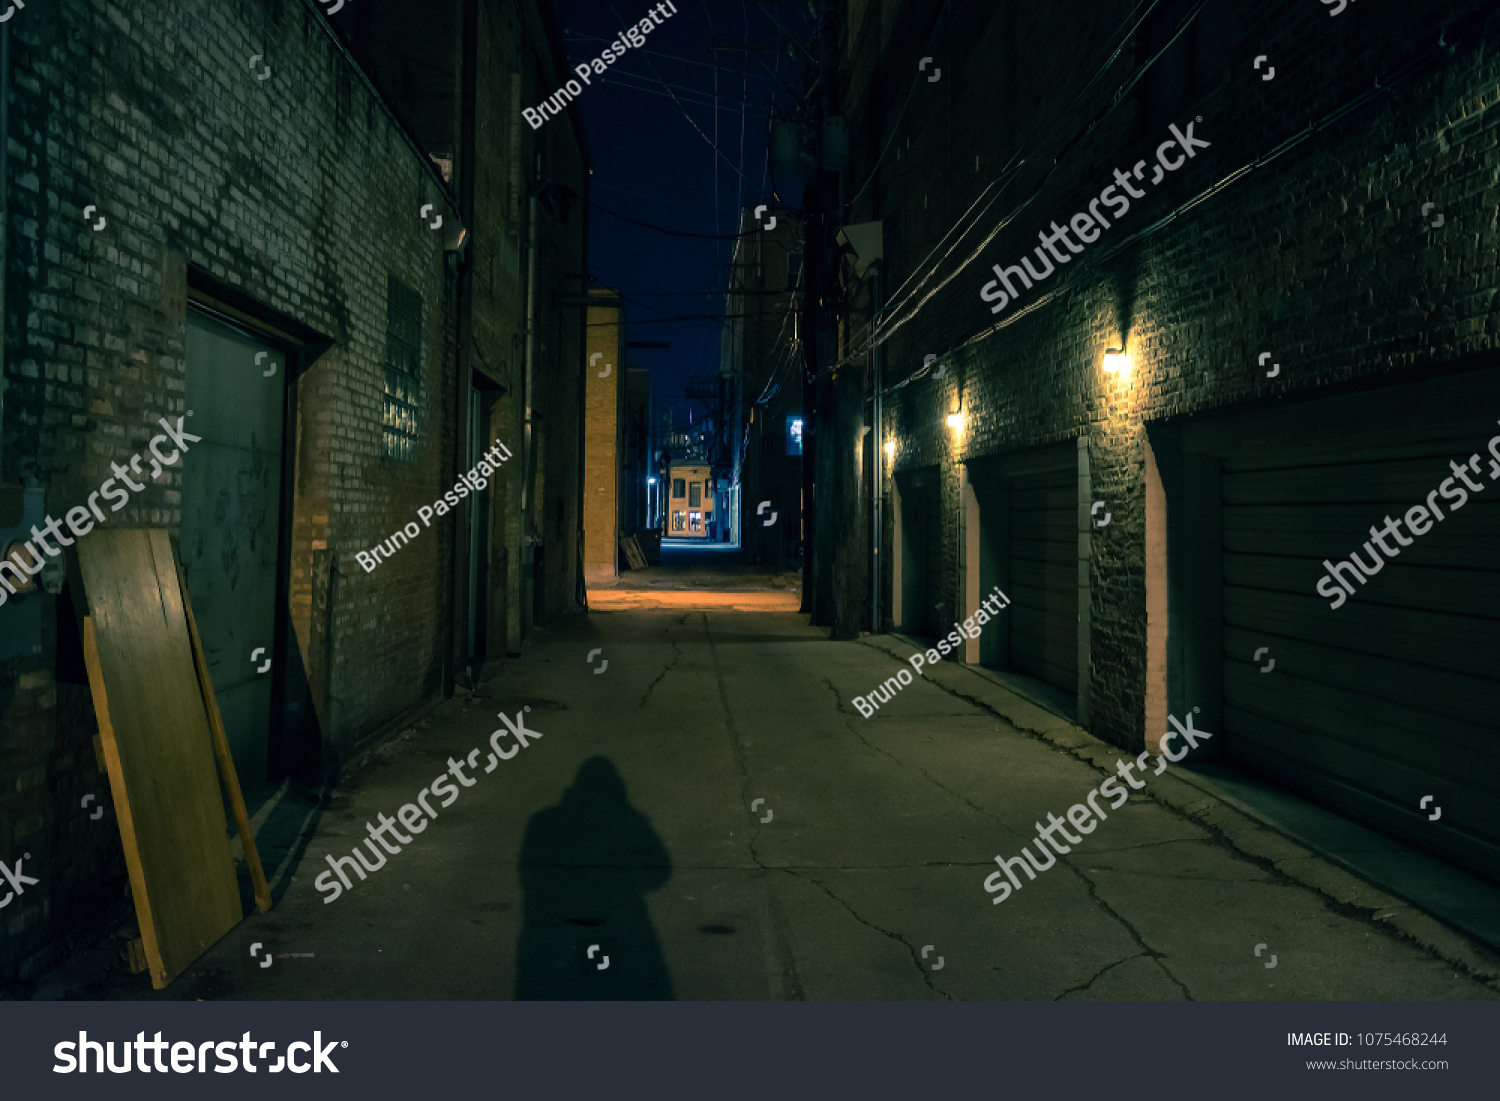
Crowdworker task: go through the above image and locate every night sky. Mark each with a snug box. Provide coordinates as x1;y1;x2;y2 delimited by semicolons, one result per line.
556;0;811;429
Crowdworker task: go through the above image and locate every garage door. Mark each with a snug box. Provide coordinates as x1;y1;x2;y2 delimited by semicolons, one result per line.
1008;463;1078;694
1185;368;1500;881
896;467;941;638
968;444;1079;700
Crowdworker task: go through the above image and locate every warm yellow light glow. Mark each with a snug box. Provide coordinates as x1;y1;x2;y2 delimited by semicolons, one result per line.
1102;347;1129;374
946;412;965;430
884;440;895;456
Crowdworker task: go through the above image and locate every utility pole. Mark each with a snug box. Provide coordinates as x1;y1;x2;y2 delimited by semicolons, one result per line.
802;0;862;638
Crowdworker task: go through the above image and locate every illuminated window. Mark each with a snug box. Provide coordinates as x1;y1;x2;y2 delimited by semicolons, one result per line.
384;276;423;461
672;511;686;532
688;511;703;533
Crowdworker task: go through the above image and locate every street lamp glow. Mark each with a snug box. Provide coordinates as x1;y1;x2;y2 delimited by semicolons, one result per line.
648;477;656;484
946;411;965;430
1102;347;1130;374
883;440;895;457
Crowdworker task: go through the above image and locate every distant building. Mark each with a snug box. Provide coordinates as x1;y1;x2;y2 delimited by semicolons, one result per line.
584;291;626;581
721;208;804;566
667;463;715;539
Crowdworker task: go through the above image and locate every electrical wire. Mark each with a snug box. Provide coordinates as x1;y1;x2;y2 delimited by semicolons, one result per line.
561;31;774;78
874;0;1481;398
591;201;757;239
840;0;1181;373
606;0;762;190
865;0;1171;345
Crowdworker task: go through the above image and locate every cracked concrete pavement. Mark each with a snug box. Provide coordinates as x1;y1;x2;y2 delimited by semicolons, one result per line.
38;606;1500;1000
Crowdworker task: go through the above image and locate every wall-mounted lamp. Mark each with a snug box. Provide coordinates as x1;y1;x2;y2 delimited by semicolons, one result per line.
883;440;895;457
946;411;965;429
1102;347;1130;374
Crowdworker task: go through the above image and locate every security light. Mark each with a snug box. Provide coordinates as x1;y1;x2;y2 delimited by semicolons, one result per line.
1103;347;1129;373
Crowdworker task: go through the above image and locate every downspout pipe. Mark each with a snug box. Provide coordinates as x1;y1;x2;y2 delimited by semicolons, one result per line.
870;261;882;634
450;0;479;692
521;188;539;630
1;19;10;482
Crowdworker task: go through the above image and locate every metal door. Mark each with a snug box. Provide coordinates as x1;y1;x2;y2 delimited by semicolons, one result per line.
181;308;286;799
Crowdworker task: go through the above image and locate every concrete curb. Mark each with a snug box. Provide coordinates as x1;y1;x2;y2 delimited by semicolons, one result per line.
857;634;1500;987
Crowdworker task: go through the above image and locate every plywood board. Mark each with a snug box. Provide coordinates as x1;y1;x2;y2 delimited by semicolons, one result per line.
176;555;271;914
620;535;648;571
79;528;242;989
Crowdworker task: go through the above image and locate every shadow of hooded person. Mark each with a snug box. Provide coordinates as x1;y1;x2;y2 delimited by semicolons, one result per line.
514;757;674;1000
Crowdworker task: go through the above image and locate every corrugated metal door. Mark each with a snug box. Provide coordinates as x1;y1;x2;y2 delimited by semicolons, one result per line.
181;308;286;797
1008;463;1077;693
1189;369;1500;880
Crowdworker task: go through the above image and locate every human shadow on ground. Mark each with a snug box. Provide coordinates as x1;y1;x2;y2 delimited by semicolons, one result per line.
514;757;674;999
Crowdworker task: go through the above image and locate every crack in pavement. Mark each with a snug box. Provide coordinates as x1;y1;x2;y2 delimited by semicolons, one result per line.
780;866;953;1000
638;616;689;709
856;639;1500;986
1053;952;1148;1000
821;678;1020;836
704;612;807;1000
836;652;1193;998
1073;867;1194;1000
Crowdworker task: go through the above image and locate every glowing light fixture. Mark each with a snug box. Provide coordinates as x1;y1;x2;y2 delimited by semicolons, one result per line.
946;410;965;430
883;440;895;457
1102;346;1129;373
648;477;657;484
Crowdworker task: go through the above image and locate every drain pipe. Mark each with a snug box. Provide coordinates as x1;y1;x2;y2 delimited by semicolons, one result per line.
870;261;883;634
1;19;10;481
521;185;539;630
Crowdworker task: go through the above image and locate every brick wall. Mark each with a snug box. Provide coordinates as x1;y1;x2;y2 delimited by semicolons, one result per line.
584;295;624;577
845;0;1500;749
0;0;467;987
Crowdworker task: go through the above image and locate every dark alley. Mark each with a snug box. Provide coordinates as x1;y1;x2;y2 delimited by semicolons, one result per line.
3;0;1499;1094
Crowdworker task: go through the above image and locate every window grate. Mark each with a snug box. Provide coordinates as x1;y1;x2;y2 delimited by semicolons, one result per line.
384;276;423;461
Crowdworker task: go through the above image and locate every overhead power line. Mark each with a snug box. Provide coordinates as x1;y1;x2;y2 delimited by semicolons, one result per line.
591;202;756;239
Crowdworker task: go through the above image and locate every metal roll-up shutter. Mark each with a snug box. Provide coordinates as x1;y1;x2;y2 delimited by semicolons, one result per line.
1009;463;1078;694
1195;368;1500;881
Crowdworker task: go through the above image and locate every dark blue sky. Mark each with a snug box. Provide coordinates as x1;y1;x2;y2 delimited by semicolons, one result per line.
557;0;810;427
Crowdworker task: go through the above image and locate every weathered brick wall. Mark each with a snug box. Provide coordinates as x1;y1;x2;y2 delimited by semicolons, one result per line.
0;0;463;986
472;0;526;653
533;134;586;623
848;0;1500;748
584;298;623;576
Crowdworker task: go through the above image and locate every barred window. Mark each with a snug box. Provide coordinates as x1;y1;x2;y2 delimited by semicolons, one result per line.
384;276;423;461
